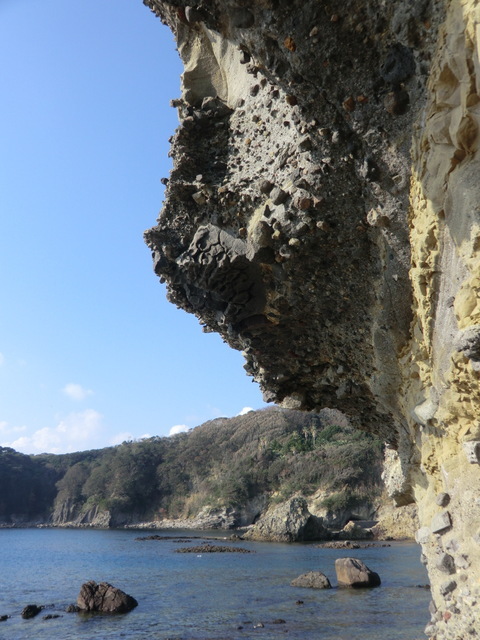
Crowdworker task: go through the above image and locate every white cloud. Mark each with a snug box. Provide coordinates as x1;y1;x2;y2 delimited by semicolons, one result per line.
62;383;93;401
168;424;190;437
110;432;152;446
0;421;27;436
237;406;254;416
4;409;103;454
110;431;134;446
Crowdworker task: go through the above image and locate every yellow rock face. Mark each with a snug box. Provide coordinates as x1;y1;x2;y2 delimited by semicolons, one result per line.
405;1;480;635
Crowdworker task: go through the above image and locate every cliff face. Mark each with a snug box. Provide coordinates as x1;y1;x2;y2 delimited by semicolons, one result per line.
144;1;480;637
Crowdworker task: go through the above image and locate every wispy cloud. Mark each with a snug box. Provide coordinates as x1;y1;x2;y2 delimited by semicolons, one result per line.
3;409;103;454
62;383;93;401
168;424;190;437
0;421;26;436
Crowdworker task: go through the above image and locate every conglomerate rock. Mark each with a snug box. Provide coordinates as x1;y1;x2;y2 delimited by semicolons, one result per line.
143;1;480;636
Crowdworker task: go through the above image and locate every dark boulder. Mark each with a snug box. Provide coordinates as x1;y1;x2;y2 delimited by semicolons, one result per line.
21;604;42;619
335;557;381;588
76;581;138;614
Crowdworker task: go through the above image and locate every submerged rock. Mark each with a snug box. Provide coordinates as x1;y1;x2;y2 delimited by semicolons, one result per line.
174;543;252;553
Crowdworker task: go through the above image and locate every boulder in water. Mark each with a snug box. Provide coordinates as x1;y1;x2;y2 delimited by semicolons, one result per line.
335;557;381;588
291;571;332;589
76;581;138;613
21;604;42;619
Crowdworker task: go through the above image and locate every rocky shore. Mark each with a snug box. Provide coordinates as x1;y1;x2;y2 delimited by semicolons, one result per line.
2;497;418;545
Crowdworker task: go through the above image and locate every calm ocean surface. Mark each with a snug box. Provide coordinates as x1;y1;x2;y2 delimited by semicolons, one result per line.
0;529;430;640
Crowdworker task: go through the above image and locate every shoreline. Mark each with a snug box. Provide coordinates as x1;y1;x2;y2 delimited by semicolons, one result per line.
0;520;415;544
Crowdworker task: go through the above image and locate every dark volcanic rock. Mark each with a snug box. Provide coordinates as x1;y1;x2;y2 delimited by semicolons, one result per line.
174;543;252;553
21;604;42;619
76;581;138;614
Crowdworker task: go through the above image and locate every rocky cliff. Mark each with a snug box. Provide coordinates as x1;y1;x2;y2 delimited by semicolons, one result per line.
144;1;480;637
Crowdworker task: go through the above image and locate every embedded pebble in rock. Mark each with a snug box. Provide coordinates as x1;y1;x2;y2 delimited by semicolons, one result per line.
436;493;450;507
436;553;456;574
431;511;452;535
143;1;480;637
380;43;416;85
270;187;288;206
440;580;457;597
384;90;410;116
260;180;274;195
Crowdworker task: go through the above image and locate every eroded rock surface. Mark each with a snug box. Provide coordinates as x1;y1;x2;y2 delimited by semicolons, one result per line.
335;557;381;588
76;581;138;614
242;496;329;542
143;0;480;636
291;571;332;589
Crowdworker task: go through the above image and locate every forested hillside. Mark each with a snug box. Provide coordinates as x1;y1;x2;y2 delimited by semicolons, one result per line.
0;408;384;527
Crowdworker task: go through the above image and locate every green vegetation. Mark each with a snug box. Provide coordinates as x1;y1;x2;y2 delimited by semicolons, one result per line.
0;447;59;521
0;408;384;525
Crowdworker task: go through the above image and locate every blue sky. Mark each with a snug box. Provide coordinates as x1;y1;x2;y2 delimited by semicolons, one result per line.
0;0;265;454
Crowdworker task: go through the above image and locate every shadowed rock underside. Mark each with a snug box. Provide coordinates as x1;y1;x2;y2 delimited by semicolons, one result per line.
143;1;480;637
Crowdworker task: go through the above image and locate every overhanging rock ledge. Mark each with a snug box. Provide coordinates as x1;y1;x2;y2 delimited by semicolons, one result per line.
143;1;480;637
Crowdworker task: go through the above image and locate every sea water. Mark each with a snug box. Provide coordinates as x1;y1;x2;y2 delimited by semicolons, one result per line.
0;529;430;640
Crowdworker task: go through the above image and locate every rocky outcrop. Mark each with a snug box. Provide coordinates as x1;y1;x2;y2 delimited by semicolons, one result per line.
144;0;480;636
372;503;419;540
242;496;329;542
76;581;138;614
52;501;112;528
335;557;381;588
337;521;374;541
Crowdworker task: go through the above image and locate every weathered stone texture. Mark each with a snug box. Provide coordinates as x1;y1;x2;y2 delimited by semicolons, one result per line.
143;0;480;636
242;496;329;542
77;581;138;614
335;557;381;588
291;571;332;589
